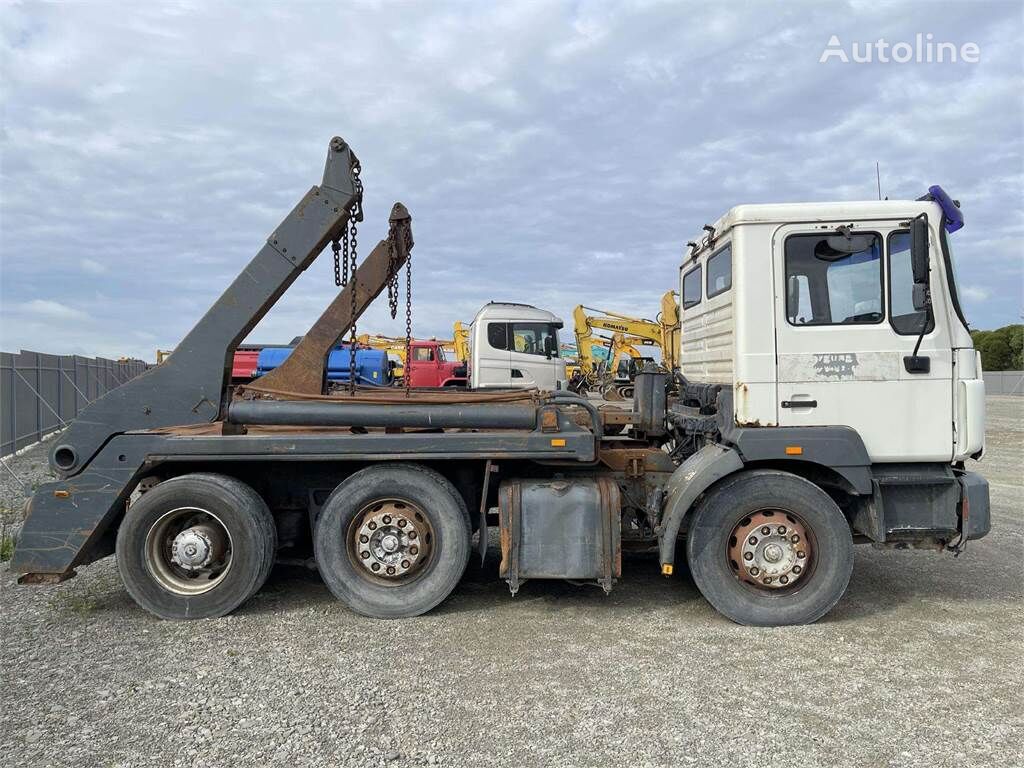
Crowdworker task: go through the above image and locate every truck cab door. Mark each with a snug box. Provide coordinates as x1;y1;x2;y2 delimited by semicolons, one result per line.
474;322;513;388
773;222;953;462
406;344;429;388
508;322;565;390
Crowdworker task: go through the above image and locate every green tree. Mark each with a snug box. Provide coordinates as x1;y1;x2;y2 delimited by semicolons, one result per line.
971;325;1023;370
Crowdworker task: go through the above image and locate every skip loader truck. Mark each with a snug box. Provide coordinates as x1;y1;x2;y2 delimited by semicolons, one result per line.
12;137;989;626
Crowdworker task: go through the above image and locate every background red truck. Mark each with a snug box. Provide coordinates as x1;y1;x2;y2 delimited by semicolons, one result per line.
403;340;467;388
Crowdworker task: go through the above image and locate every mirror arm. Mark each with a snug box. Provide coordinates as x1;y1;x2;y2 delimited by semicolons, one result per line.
911;297;931;358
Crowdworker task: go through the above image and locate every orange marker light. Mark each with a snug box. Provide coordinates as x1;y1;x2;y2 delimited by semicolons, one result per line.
785;446;803;455
550;438;566;447
54;489;70;498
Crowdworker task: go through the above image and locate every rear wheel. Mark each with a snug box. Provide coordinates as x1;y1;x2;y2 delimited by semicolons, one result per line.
686;470;853;626
314;463;471;618
116;473;277;620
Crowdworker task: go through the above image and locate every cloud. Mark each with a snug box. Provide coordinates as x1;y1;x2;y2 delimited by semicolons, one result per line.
0;1;1022;365
961;285;992;302
17;299;88;321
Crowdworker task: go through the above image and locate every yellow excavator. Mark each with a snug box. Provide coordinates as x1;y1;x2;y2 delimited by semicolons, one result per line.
570;331;652;399
571;290;680;397
452;321;470;362
355;334;409;377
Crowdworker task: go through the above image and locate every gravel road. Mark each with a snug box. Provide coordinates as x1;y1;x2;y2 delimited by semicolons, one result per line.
2;397;1021;768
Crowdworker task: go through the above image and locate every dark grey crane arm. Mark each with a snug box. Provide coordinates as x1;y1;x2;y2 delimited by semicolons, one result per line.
49;137;363;476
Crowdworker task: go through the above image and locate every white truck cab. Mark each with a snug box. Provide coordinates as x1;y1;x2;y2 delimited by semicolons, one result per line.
678;185;984;466
469;302;568;391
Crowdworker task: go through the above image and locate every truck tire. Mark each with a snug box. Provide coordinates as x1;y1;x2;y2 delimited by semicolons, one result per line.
686;470;853;626
115;473;277;620
314;463;471;618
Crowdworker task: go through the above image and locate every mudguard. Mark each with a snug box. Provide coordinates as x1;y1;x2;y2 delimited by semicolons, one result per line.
658;443;744;568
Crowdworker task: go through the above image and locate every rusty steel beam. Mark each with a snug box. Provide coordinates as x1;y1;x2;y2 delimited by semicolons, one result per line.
246;203;412;396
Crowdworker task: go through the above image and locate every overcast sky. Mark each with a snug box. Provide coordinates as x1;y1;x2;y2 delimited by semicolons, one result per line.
1;0;1022;362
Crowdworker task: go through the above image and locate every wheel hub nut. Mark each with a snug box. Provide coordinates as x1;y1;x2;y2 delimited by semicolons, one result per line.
352;502;432;581
171;526;221;571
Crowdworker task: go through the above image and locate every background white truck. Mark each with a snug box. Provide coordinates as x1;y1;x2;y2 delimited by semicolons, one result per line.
468;302;568;391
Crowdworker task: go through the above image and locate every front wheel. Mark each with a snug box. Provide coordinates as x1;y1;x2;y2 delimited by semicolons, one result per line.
686;470;853;626
314;463;471;618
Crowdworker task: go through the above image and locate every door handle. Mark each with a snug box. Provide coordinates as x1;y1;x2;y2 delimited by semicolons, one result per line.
781;400;817;408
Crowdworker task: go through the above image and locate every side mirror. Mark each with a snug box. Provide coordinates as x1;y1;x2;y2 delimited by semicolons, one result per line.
544;336;556;358
910;216;930;284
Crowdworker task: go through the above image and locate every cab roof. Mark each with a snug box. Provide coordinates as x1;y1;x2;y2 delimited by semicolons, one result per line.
474;302;563;324
688;198;942;255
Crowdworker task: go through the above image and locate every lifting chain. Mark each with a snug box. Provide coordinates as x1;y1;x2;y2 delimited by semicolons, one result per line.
332;238;342;286
386;218;400;320
403;222;413;397
347;160;363;393
383;216;413;395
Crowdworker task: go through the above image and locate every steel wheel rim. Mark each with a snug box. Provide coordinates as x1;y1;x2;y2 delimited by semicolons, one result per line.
347;498;434;586
145;506;234;595
727;509;815;592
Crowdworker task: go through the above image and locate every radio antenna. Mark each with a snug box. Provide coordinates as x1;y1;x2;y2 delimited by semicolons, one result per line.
876;162;882;200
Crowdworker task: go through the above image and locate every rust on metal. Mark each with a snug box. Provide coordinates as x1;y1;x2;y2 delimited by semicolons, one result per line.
728;509;812;590
239;382;545;405
598;476;622;581
245;203;413;397
347;499;433;582
734;380;775;428
597;408;633;426
540;408;558;432
599;447;675;474
497;485;513;578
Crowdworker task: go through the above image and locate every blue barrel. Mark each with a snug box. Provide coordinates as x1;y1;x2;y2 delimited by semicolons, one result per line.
256;345;392;386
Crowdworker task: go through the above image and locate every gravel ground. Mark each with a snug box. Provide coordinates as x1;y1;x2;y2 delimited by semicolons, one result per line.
1;397;1021;768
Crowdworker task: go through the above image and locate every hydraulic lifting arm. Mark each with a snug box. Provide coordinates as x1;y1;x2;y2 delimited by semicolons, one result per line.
243;202;412;396
44;137;395;476
13;137;413;577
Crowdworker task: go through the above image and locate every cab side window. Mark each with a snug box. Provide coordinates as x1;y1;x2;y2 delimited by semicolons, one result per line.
707;246;732;298
487;322;509;350
682;265;702;309
785;233;883;325
888;231;934;335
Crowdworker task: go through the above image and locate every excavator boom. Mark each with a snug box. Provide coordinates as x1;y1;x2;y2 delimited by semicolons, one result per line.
572;292;680;379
